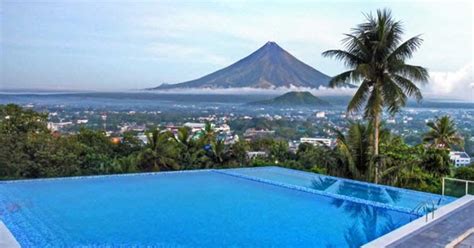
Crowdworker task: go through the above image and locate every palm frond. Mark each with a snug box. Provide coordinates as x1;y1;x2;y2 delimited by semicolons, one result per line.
329;69;363;88
391;74;423;101
347;80;370;113
322;50;363;68
391;63;429;83
388;36;423;61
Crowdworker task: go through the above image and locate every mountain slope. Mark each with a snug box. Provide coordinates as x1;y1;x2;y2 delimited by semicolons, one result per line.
153;41;331;89
248;91;331;106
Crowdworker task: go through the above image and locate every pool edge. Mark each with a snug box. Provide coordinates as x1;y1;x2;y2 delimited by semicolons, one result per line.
0;221;20;248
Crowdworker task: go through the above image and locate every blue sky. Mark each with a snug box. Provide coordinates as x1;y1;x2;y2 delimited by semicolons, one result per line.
1;0;473;99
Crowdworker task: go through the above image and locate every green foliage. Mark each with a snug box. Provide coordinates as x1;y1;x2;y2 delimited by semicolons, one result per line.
323;9;428;184
423;115;464;149
323;9;427;117
454;165;474;181
0;104;463;196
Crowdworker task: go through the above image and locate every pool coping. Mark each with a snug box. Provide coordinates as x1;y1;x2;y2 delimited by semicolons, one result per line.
0;221;20;248
362;194;474;248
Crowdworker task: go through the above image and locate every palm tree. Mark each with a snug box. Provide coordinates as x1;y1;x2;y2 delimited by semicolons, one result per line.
423;115;463;149
139;129;179;171
323;9;429;183
200;122;215;145
334;122;374;181
174;126;203;169
209;138;228;166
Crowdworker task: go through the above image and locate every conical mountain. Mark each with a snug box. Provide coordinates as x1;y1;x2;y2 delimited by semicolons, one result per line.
154;42;331;89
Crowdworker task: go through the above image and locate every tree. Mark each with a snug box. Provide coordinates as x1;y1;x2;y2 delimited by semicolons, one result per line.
174;127;205;169
0;104;49;178
296;142;336;173
72;128;115;174
419;148;451;177
423;115;463;149
270;140;290;164
200;122;215;145
208;138;228;166
139;129;179;171
454;165;474;181
334;122;374;181
323;9;428;183
228;140;250;166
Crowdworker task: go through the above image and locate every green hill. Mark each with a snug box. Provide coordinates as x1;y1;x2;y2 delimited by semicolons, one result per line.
249;91;331;106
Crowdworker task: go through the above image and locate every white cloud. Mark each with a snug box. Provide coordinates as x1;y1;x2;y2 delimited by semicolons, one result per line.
423;63;474;101
138;6;348;49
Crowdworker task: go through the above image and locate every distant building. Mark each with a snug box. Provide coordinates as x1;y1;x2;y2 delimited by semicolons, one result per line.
315;111;325;118
243;128;275;140
47;122;73;131
137;133;148;144
184;122;208;133
449;151;472;167
165;125;181;135
246;151;268;159
300;137;332;147
215;124;231;134
76;119;89;124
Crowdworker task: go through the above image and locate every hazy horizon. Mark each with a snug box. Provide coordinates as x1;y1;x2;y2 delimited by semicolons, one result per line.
1;0;473;101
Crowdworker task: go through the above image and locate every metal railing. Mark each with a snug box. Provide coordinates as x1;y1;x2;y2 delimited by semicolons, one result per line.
442;177;474;197
410;199;438;222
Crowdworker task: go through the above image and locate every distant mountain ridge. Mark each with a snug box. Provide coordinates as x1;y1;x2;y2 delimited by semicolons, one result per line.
152;42;331;90
248;91;331;106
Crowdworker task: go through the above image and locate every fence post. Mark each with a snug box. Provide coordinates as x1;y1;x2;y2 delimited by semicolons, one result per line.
466;181;469;196
442;177;445;196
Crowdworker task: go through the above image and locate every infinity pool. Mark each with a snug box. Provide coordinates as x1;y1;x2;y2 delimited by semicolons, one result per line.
0;167;453;247
223;166;455;212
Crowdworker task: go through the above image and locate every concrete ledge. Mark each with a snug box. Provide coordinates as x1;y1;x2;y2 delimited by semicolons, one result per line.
0;221;20;248
362;195;474;248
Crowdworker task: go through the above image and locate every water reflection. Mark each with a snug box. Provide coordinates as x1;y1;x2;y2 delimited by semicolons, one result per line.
311;177;337;191
330;186;410;247
312;178;402;205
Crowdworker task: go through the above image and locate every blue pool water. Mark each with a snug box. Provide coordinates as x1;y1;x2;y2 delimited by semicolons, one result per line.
0;167;453;247
223;167;455;212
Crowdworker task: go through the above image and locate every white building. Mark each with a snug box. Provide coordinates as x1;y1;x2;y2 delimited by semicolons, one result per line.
215;124;231;134
184;122;208;133
76;119;89;124
449;151;472;167
300;137;332;147
47;122;73;131
137;133;148;144
246;151;268;159
315;111;325;118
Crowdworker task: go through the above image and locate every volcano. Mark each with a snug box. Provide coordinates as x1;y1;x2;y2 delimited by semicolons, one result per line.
152;42;331;90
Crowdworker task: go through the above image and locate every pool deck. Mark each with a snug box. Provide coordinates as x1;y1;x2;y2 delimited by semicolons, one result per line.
453;232;474;248
0;221;20;248
363;195;474;248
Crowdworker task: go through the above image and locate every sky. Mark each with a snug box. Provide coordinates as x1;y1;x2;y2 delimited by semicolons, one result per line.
1;0;473;100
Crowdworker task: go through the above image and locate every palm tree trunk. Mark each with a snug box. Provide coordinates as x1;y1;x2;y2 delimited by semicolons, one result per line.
374;114;380;184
